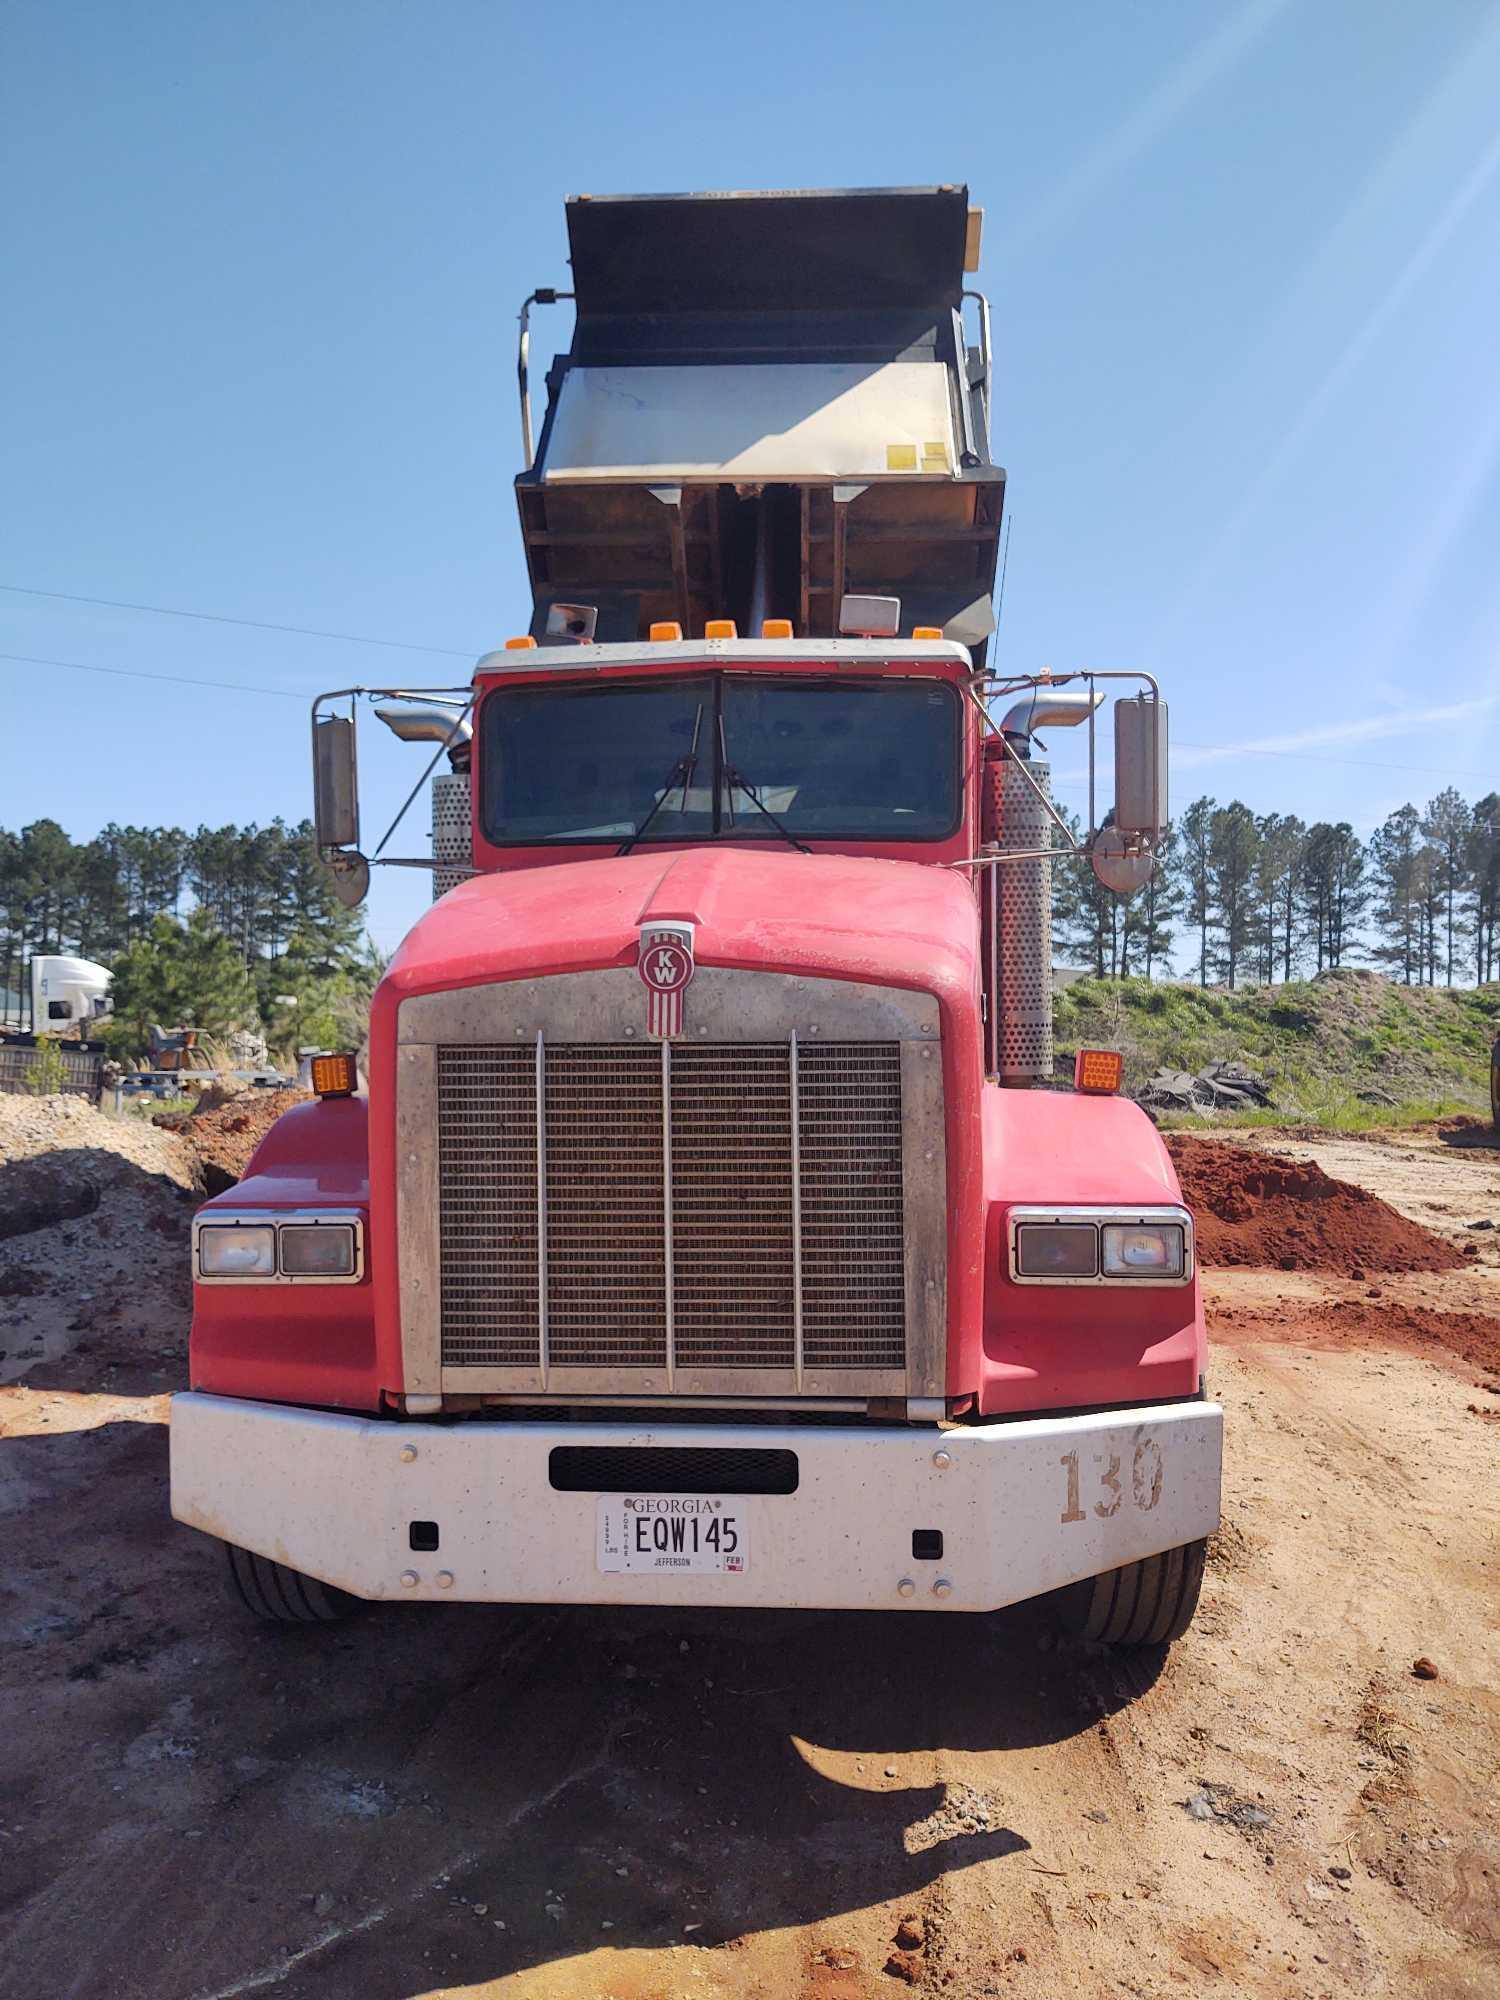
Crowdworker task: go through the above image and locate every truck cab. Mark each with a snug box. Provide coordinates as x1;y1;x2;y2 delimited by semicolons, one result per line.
171;187;1220;1644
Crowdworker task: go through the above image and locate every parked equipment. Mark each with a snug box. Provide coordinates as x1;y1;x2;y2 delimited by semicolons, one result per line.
173;187;1218;1647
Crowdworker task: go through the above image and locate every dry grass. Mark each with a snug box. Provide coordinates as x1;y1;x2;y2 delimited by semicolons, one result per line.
1355;1680;1411;1764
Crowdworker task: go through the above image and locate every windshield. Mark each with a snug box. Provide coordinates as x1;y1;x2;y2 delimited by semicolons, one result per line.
479;674;961;845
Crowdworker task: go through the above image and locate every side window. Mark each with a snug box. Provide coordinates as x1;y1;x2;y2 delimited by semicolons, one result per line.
48;1000;72;1021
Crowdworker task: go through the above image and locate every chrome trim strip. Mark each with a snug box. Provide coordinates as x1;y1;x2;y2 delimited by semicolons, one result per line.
900;1041;948;1398
661;1039;675;1392
789;1029;804;1393
1006;1205;1195;1287
396;1045;441;1393
535;1031;549;1384
193;1208;365;1287
435;1364;911;1397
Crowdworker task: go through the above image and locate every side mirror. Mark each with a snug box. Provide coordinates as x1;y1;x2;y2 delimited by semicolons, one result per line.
1087;695;1167;895
313;715;360;851
1112;694;1168;840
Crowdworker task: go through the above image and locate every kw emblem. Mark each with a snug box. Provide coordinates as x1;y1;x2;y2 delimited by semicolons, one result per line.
638;922;695;1039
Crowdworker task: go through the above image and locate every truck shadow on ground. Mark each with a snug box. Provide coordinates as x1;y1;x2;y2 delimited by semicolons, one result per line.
1;1413;1170;2000
1437;1116;1498;1152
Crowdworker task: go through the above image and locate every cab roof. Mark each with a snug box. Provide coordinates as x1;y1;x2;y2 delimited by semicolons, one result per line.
473;637;975;682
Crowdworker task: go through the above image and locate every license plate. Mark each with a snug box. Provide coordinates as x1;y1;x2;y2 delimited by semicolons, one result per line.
596;1495;748;1575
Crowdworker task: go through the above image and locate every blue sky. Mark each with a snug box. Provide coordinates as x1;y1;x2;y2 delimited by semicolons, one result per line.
3;0;1498;952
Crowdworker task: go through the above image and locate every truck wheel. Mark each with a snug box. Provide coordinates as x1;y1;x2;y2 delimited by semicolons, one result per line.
1058;1539;1207;1646
225;1542;356;1624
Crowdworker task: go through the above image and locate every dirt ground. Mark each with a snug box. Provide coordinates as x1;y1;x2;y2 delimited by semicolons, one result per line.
1;1109;1497;2000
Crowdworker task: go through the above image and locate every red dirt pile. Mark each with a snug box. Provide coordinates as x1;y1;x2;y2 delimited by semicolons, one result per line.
1165;1135;1464;1277
1210;1297;1500;1376
157;1087;311;1193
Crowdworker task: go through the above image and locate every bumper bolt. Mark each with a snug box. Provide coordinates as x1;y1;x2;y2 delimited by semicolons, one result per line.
932;1578;953;1599
399;1445;418;1463
400;1570;419;1588
931;1448;952;1470
436;1570;455;1590
897;1577;916;1598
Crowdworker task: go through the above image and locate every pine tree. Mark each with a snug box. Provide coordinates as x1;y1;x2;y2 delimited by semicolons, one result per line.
1368;806;1423;983
1300;823;1366;971
107;910;258;1047
1467;793;1500;983
1421;787;1472;986
1177;797;1214;986
1128;821;1181;979
1207;801;1261;989
1252;813;1306;983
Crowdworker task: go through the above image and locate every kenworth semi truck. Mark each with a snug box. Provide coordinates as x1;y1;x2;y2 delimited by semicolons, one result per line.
170;187;1222;1645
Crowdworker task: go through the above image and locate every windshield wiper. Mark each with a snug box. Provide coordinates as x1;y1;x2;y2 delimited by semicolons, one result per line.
616;704;704;856
717;714;812;855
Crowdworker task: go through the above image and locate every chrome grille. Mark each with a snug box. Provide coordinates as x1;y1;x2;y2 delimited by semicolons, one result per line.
432;1039;908;1382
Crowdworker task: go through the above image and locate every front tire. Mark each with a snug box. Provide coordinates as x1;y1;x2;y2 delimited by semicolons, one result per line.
1058;1539;1207;1646
225;1542;356;1624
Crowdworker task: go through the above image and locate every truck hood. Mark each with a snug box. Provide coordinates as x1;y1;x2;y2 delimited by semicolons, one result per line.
379;848;980;1009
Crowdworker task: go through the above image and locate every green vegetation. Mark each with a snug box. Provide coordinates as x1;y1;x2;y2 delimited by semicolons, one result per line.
1054;968;1500;1126
0;817;380;1062
1054;787;1500;989
21;1038;68;1096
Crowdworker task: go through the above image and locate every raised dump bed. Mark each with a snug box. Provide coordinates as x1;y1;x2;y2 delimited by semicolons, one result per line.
517;185;1005;658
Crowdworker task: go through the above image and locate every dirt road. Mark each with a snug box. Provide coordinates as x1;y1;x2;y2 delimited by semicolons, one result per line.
2;1114;1496;1999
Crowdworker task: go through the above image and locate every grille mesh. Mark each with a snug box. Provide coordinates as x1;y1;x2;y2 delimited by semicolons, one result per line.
546;1047;667;1367
436;1046;538;1365
798;1043;906;1367
671;1044;795;1369
433;1039;909;1380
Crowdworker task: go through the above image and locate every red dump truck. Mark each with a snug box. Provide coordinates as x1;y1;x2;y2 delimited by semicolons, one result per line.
171;187;1221;1645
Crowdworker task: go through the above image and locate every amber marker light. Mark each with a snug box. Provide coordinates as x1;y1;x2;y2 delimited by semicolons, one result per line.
504;635;537;650
310;1052;359;1098
1074;1048;1123;1096
911;625;944;640
760;618;794;638
650;621;683;641
704;619;738;639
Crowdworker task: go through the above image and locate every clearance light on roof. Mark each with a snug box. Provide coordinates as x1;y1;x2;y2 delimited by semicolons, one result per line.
650;621;683;641
704;619;738;639
310;1052;359;1098
912;625;944;640
504;635;537;650
760;618;794;639
1074;1048;1124;1096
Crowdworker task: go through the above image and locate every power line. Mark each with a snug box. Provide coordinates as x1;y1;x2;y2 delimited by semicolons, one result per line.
0;650;309;699
0;581;475;660
1;613;1492;786
1173;738;1495;780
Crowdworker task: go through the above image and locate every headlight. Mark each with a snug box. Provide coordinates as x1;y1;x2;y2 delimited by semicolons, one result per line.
1102;1223;1186;1278
194;1210;364;1283
198;1224;277;1278
278;1223;356;1277
1008;1206;1192;1284
1015;1222;1098;1279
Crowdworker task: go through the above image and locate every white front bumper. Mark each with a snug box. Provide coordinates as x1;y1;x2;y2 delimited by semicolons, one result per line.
170;1392;1222;1613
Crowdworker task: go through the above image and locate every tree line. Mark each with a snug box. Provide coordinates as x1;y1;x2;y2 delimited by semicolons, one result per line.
1057;786;1500;988
0;819;377;1052
4;782;1496;1055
